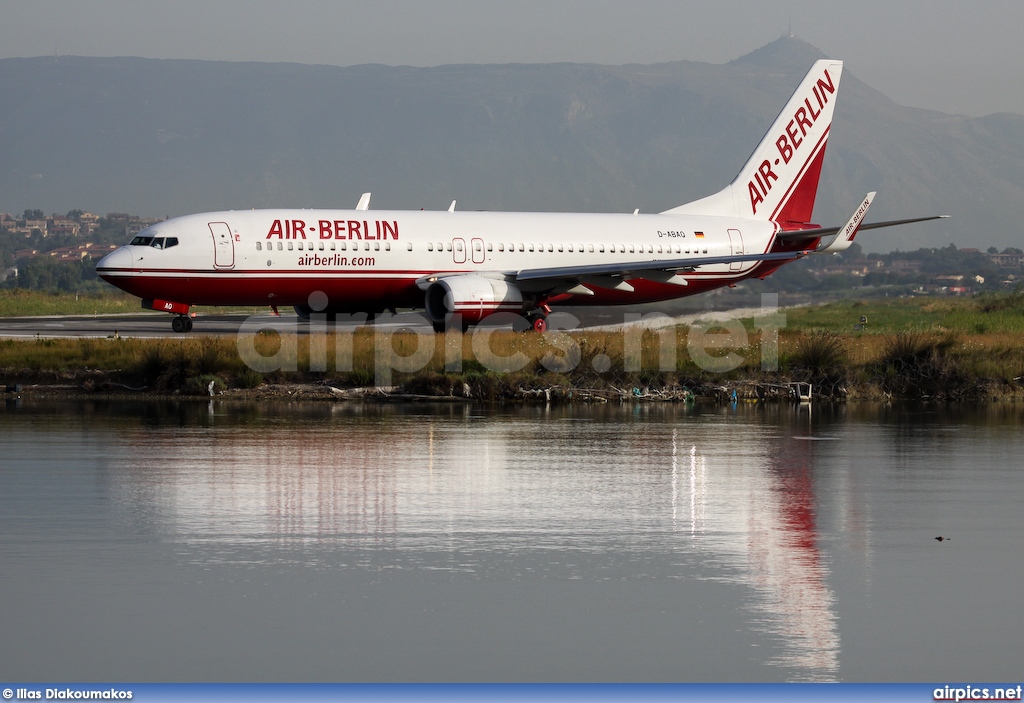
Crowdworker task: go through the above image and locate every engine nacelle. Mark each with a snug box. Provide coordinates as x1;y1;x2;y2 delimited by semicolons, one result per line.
424;275;525;324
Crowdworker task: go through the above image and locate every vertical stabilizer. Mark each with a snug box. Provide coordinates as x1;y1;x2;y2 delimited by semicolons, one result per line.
663;59;844;226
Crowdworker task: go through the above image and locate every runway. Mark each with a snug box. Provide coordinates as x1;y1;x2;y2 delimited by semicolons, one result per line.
0;306;765;339
0;313;287;339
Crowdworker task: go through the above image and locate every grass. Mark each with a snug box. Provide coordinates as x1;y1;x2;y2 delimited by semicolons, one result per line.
784;293;1024;334
0;289;268;317
0;289;142;317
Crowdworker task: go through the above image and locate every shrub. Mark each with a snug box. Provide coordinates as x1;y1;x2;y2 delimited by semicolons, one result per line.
790;331;847;375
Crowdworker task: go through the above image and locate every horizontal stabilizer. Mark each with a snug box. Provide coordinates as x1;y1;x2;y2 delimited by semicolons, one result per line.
778;214;950;243
816;192;874;253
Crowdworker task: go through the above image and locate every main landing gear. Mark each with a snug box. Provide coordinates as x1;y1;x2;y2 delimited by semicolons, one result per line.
524;304;551;333
526;312;548;333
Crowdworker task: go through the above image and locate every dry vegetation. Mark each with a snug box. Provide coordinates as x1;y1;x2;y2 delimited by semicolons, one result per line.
2;315;1023;402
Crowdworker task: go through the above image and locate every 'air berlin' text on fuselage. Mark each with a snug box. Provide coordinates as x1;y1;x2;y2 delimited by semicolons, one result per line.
267;219;400;240
748;69;836;215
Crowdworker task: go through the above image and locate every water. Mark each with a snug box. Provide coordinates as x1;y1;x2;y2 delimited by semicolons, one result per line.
2;399;1022;682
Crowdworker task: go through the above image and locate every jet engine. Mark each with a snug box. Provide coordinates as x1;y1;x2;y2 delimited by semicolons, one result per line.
424;275;525;325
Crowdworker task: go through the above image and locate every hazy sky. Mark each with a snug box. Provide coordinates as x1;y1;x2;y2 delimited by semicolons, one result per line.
2;0;1022;117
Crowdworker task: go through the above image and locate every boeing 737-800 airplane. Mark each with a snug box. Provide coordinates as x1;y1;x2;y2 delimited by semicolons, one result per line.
97;60;944;333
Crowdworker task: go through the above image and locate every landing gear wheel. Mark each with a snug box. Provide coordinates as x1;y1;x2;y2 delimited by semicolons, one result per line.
172;316;192;333
527;313;548;333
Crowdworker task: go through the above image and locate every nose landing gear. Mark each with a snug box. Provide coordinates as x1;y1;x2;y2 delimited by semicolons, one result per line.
171;315;193;333
142;299;194;333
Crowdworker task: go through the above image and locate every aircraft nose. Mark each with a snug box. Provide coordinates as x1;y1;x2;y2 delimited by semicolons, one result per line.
96;247;134;274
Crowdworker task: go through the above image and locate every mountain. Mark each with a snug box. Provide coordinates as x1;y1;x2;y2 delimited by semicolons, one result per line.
1;37;1020;251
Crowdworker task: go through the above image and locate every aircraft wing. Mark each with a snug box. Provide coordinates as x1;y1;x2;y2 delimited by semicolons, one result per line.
512;194;948;292
513;249;811;284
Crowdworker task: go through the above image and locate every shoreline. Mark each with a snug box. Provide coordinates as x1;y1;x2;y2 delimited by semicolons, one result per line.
5;368;1022;404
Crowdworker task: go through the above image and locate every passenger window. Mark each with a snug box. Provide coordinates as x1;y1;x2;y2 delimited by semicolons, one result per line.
487;243;493;252
256;242;262;251
498;243;504;252
340;242;347;251
287;242;293;251
567;245;573;252
374;242;380;251
427;243;433;251
406;243;412;251
547;244;554;252
529;244;535;252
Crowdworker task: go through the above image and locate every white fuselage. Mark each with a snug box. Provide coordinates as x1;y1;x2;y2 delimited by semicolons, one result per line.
96;208;782;315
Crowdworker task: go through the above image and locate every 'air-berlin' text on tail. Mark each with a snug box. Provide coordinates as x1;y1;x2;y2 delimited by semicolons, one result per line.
662;59;844;228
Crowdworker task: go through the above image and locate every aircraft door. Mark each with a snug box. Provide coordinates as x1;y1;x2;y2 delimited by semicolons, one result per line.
453;238;467;264
727;229;744;271
471;238;485;264
209;222;235;269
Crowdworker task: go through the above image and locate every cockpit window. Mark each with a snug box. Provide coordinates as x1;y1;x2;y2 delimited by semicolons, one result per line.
130;235;178;249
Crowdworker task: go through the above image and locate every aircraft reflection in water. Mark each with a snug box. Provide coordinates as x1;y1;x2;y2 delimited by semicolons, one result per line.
109;407;847;679
670;430;840;676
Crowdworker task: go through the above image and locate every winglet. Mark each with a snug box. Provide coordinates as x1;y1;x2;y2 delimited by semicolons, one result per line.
817;192;875;253
355;193;371;211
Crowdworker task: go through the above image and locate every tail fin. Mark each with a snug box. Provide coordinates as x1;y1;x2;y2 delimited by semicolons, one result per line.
662;59;844;226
